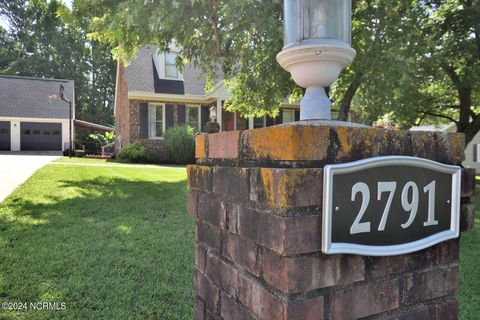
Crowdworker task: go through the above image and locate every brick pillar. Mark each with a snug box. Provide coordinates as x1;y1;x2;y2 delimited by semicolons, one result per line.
187;122;475;320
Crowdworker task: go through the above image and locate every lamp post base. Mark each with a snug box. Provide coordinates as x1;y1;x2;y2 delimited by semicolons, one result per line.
301;87;331;120
276;42;356;121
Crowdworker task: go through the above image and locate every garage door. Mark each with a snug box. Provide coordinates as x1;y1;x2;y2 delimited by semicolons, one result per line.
0;122;10;151
21;122;62;151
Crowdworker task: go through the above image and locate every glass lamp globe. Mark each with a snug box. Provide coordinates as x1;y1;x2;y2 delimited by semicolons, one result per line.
278;0;356;120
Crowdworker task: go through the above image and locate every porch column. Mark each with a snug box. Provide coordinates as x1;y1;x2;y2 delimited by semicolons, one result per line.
216;100;222;132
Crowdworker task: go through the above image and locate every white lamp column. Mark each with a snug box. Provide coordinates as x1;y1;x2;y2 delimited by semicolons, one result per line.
277;0;356;120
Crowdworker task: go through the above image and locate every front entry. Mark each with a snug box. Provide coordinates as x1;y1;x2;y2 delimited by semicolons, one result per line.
0;122;11;151
20;122;62;151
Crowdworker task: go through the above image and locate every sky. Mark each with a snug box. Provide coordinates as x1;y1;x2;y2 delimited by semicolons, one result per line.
0;0;73;30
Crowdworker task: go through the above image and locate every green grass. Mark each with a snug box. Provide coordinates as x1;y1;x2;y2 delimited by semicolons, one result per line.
0;164;193;320
53;157;184;168
458;183;480;319
0;163;478;319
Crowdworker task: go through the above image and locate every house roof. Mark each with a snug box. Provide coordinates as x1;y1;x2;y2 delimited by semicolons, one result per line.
0;75;74;119
125;46;223;96
74;119;114;133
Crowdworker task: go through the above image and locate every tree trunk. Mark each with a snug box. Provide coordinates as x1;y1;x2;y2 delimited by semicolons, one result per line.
337;80;361;121
456;87;478;145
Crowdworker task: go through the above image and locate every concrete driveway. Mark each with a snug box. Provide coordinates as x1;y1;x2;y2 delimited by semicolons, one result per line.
0;152;61;202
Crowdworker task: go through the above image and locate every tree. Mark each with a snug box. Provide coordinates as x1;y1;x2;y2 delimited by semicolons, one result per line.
0;0;117;126
86;0;479;142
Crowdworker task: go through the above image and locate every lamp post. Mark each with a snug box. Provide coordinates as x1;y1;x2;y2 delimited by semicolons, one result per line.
277;0;356;120
59;84;73;158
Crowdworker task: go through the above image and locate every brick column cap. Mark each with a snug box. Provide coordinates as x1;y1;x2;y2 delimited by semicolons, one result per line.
195;121;465;166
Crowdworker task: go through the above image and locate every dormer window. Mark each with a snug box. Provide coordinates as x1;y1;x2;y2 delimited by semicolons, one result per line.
165;52;179;79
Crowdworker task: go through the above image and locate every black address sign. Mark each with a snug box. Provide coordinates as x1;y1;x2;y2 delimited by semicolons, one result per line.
322;156;461;256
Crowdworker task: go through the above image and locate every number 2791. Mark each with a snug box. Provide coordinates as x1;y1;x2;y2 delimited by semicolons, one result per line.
350;180;438;234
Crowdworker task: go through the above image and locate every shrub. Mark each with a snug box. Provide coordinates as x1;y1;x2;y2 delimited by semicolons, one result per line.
164;125;196;165
118;142;152;163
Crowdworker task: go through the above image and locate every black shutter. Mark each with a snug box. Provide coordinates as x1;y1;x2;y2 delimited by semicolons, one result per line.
201;106;209;132
295;110;300;121
178;105;186;125
166;104;174;130
277;110;284;124
266;116;274;127
474;144;479;163
140;103;149;139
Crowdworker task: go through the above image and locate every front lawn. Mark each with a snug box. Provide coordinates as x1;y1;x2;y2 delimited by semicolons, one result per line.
458;183;480;318
0;160;478;319
0;164;194;320
53;156;184;168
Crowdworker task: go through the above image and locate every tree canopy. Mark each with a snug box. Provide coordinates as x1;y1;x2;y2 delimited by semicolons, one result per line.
86;0;479;143
1;1;479;143
0;0;116;126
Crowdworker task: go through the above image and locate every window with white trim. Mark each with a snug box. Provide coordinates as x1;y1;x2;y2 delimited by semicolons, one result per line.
186;105;200;130
165;52;179;78
282;109;295;124
253;116;266;129
148;104;165;138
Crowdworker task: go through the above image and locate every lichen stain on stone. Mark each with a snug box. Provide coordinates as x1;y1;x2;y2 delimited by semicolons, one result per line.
187;165;211;187
260;169;313;208
446;134;465;163
247;126;330;161
195;135;207;159
336;127;352;156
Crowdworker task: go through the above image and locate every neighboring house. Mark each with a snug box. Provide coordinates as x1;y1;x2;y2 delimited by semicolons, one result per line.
411;123;480;172
442;123;480;172
114;45;300;161
0;75;74;152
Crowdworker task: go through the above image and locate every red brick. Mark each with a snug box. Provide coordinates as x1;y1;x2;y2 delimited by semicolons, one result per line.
194;297;206;320
396;305;432;320
238;274;284;320
237;207;286;254
332;277;400;320
435;239;459;265
187;190;198;217
196;221;221;252
198;194;226;229
188;166;213;192
195;270;220;313
205;253;239;297
208;131;241;159
205;309;219;320
263;250;364;293
395;295;458;320
285;296;324;320
368;249;435;278
402;267;459;305
461;168;476;197
226;204;239;234
434;298;458;320
249;168;324;209
196;134;207;159
284;215;322;255
238;207;322;255
212;167;249;202
222;233;261;277
196;244;208;272
460;202;475;232
220;292;256;320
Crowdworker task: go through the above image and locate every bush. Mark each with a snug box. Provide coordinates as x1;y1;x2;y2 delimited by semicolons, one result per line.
118;142;152;163
164;125;196;165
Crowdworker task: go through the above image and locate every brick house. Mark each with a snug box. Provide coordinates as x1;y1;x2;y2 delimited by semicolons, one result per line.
114;45;300;162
